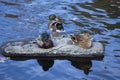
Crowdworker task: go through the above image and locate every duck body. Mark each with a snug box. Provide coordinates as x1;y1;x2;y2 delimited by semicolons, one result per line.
70;33;92;49
40;40;53;49
38;32;54;49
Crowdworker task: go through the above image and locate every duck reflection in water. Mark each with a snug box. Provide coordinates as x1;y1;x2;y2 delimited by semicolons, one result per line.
37;58;92;75
70;60;92;75
10;57;103;75
37;59;54;71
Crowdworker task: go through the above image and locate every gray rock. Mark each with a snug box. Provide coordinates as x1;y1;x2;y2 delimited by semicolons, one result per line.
1;37;104;57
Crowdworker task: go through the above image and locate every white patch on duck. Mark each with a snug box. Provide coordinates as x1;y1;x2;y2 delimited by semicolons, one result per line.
56;30;65;32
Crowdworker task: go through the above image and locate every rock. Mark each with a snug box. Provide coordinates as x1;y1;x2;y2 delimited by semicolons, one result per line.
1;36;104;58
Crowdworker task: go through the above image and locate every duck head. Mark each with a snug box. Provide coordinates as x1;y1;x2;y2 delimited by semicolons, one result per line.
70;34;80;44
41;32;50;42
49;14;60;21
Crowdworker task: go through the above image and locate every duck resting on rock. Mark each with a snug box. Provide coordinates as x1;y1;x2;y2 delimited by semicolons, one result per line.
70;33;93;49
37;32;54;49
48;14;64;32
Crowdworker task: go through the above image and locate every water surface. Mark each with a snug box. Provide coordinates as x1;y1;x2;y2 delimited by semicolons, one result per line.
0;0;120;80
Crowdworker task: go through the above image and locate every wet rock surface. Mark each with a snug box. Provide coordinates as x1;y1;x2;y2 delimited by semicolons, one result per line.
1;36;104;57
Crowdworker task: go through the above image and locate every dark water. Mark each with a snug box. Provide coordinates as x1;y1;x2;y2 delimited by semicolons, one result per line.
0;0;120;80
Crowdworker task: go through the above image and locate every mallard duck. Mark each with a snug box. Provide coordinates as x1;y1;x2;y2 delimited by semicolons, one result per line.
48;14;64;32
70;33;92;49
38;32;54;49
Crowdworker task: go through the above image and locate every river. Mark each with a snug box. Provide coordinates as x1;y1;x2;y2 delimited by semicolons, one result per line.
0;0;120;80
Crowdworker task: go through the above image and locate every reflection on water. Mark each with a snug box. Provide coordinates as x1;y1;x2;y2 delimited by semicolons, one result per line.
92;0;120;18
0;0;120;80
5;13;19;18
70;60;92;75
37;59;92;74
9;56;103;75
37;59;54;71
37;59;92;75
0;1;20;6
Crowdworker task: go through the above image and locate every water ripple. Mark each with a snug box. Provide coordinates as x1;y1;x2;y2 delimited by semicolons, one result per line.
0;0;120;80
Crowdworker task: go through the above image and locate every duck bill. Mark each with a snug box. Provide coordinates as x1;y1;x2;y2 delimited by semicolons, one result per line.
55;18;60;21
